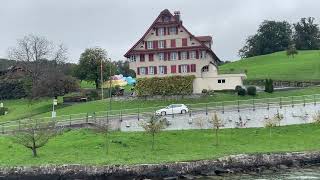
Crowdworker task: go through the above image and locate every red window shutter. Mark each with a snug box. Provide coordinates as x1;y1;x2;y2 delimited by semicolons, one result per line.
145;67;148;75
164;52;167;61
164;40;167;48
178;52;181;60
153;41;158;49
178;65;181;73
187;51;189;59
170;39;176;48
187;65;190;72
156;28;158;36
145;41;147;49
137;67;140;75
176;27;178;34
164;27;167;35
182;38;187;46
154;66;157;74
196;51;199;59
191;64;196;72
149;54;154;61
171;65;176;73
140;54;145;62
164;66;167;74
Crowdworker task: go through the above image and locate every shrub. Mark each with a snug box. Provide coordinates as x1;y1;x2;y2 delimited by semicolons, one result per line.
237;88;246;96
201;89;208;94
207;90;215;95
135;75;195;96
247;86;257;96
265;79;274;93
84;89;99;100
0;107;8;116
235;85;242;92
0;79;27;100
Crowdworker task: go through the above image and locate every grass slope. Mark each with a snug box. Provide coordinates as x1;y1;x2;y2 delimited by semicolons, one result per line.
1;86;320;122
0;124;319;166
219;50;320;81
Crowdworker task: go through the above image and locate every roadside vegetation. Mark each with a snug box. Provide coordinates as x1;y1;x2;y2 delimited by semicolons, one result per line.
2;86;320;122
0;123;320;166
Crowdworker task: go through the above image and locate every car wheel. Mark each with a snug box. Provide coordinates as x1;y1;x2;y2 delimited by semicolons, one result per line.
161;111;166;116
181;109;186;114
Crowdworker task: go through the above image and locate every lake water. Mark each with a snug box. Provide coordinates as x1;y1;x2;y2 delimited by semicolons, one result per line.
197;165;320;180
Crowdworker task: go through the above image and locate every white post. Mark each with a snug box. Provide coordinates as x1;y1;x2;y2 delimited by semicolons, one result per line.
52;98;57;118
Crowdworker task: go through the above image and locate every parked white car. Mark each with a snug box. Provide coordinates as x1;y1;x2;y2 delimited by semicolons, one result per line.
156;104;189;116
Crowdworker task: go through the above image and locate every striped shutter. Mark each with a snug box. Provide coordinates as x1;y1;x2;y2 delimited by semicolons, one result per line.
176;26;178;34
196;51;199;59
182;38;187;46
145;41;147;49
171;65;176;73
178;65;181;73
178;52;181;60
167;27;170;35
164;27;167;35
164;52;167;61
153;41;158;49
164;66;167;74
164;40;167;48
171;39;176;48
187;65;190;72
156;28;158;36
191;64;196;72
137;67;140;75
154;66;157;74
187;51;189;59
145;67;148;75
149;54;154;61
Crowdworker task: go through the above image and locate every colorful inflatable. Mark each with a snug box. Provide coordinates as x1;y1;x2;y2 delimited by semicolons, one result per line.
103;74;136;88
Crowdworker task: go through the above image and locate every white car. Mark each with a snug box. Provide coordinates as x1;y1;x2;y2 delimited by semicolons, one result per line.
156;104;189;116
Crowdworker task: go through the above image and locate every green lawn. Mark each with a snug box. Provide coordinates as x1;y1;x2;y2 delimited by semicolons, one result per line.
0;124;319;166
219;50;320;81
1;86;320;122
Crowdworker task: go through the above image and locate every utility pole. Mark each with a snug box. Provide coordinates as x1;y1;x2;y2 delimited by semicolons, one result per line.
108;58;112;112
101;58;104;100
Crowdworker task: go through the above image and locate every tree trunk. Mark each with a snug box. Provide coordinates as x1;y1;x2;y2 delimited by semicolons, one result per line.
152;133;155;150
32;147;37;157
95;79;99;89
215;128;218;146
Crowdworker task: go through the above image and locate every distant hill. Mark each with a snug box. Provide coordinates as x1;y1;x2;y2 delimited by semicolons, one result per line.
0;59;16;71
219;50;320;81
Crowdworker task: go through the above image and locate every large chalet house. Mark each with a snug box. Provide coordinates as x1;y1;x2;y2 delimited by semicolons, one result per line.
124;9;245;93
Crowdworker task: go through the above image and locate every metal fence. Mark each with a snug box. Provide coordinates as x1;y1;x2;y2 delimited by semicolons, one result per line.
1;94;320;134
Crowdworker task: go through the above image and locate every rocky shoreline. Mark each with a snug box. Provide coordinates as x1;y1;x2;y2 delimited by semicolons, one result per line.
1;151;320;179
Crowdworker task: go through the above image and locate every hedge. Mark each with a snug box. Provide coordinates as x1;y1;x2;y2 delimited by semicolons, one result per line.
0;107;8;116
135;75;195;96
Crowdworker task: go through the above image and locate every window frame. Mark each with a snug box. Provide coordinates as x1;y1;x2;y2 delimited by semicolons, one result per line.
147;41;153;49
140;67;146;75
159;66;165;74
190;51;196;59
170;52;178;60
158;28;165;36
148;66;154;75
181;52;187;60
181;64;188;73
158;53;164;60
159;40;165;48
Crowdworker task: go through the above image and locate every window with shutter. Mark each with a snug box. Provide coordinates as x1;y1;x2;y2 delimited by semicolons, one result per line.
170;39;176;48
153;41;158;49
149;54;154;61
140;54;145;62
154;66;157;74
182;38;187;46
171;65;176;73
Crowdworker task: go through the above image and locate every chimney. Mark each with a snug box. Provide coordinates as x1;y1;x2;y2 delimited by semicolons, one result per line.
174;11;181;22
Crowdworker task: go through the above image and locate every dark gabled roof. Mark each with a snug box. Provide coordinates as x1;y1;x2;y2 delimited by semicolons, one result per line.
196;36;212;42
124;9;221;63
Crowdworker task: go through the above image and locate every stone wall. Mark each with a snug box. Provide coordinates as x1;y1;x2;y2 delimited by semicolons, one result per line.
1;152;320;179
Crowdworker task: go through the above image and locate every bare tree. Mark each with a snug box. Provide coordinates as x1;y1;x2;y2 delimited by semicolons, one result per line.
140;115;166;150
7;34;68;99
209;112;224;146
11;119;58;157
94;119;110;155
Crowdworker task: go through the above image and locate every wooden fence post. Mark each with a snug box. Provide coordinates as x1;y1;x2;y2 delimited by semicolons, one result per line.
206;104;208;115
279;97;282;109
237;100;240;112
303;96;306;107
252;99;255;111
2;125;4;134
291;97;294;108
222;102;224;114
314;95;317;106
86;113;88;123
69;115;72;126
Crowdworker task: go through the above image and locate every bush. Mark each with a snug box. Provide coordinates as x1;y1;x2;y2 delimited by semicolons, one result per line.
0;79;27;100
235;85;243;92
135;75;195;96
201;89;208;94
237;88;246;96
247;86;257;96
85;89;99;100
0;107;8;116
265;79;274;93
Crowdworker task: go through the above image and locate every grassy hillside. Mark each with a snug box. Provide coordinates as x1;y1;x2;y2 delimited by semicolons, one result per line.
0;124;320;166
1;86;320;122
219;50;320;81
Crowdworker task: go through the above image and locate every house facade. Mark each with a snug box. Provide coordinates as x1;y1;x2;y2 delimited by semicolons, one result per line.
124;9;246;93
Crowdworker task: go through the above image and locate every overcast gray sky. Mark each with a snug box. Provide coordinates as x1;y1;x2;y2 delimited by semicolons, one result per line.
1;0;320;63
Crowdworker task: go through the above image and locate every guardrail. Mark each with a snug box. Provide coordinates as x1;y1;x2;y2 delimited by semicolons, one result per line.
1;94;320;134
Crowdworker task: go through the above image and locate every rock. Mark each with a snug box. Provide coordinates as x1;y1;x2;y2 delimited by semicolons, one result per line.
279;165;288;169
179;174;195;179
163;177;178;180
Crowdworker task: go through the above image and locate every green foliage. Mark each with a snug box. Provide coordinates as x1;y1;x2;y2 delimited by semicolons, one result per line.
286;44;299;58
235;85;242;92
140;115;166;150
0;107;8;116
75;48;116;89
247;86;257;96
237;87;246;96
135;75;195;96
201;89;208;94
265;79;274;93
0;79;27;99
294;17;320;50
239;20;292;58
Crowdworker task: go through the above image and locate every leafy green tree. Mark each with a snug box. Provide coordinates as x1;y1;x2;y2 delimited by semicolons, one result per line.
265;79;274;93
239;20;292;58
293;17;320;50
286;44;298;58
114;60;136;77
75;48;116;89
